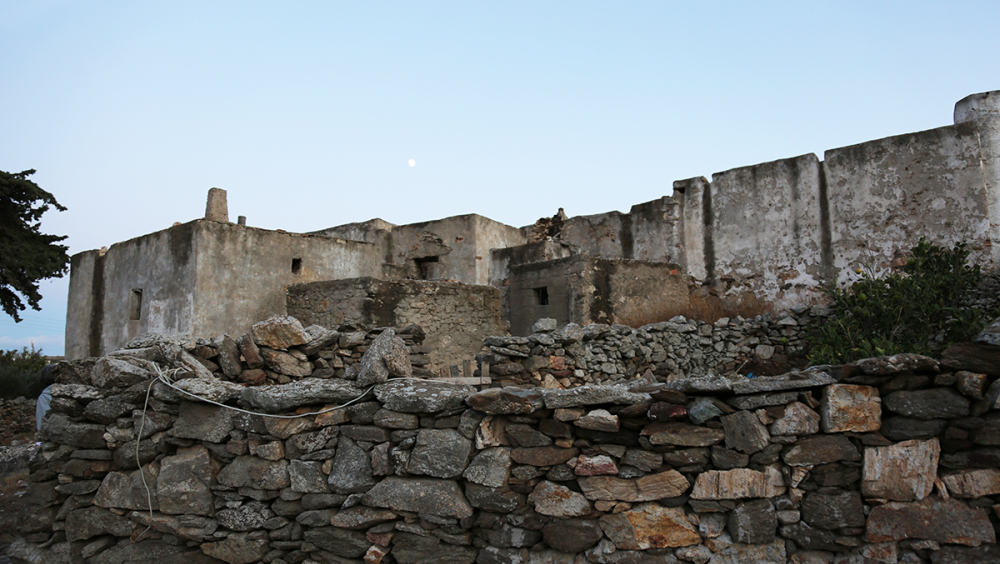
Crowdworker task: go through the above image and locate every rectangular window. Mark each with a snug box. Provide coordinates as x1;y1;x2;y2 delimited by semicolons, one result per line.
292;258;302;275
533;287;549;306
129;289;143;321
416;256;440;280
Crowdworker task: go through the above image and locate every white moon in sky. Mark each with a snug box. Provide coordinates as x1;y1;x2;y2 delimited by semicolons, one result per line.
408;159;416;167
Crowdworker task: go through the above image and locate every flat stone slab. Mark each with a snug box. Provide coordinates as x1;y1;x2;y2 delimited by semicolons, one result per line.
782;435;860;467
942;468;1000;498
883;388;970;419
242;379;368;412
664;377;734;394
599;504;700;549
374;380;474;413
731;369;836;394
467;387;544;414
528;481;592;518
543;385;651;409
578;471;689;502
690;467;785;500
855;353;939;375
641;422;724;447
866;497;996;545
362;476;472;518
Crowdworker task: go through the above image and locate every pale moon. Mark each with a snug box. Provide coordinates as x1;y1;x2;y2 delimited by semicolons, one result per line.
408;159;416;167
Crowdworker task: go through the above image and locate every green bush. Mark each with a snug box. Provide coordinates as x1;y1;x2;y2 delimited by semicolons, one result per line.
809;239;996;365
0;346;49;400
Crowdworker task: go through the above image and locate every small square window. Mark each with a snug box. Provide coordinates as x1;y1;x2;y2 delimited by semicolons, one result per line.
416;256;440;280
292;258;302;275
533;287;549;306
129;289;143;321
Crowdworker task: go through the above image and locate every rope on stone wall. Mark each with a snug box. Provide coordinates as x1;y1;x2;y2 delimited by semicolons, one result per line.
126;363;388;550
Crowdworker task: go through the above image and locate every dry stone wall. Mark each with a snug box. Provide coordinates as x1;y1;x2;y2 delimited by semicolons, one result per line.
7;317;1000;564
482;309;825;388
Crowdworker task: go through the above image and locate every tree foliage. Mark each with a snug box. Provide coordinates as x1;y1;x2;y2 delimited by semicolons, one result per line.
0;169;70;322
0;346;49;399
809;239;994;364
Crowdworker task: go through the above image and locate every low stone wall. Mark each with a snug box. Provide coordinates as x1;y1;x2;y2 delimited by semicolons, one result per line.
481;309;825;388
7;324;1000;564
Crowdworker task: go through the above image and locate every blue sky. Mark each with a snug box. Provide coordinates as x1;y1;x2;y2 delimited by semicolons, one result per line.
3;1;1000;356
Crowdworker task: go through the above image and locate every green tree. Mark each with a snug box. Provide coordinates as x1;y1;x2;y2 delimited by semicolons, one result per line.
0;169;70;322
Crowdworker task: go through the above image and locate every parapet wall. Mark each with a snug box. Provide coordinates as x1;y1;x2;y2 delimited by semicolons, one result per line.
10;320;1000;564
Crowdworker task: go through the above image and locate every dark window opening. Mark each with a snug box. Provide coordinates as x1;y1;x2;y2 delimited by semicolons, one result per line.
533;287;549;306
129;289;143;321
292;258;302;275
416;256;440;280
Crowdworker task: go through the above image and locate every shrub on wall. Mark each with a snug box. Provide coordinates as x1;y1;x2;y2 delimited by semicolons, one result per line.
809;239;994;364
0;346;48;399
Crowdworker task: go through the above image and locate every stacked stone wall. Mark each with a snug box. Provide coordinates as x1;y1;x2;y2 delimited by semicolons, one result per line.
482;308;825;388
8;320;1000;564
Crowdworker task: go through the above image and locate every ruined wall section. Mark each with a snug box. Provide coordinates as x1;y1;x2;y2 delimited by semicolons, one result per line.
628;195;683;264
507;256;692;336
287;278;504;370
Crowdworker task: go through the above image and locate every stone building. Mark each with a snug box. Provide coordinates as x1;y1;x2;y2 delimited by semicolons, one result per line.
66;91;1000;364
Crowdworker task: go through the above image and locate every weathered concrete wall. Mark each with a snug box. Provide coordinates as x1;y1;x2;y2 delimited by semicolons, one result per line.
508;256;691;336
710;154;828;306
287;278;504;370
191;221;382;344
508;257;585;336
311;218;396;264
473;214;528;285
628;195;683;263
64;250;100;359
558;211;631;260
89;222;200;358
66;220;383;359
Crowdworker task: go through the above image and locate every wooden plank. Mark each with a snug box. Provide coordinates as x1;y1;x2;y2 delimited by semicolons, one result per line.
463;359;472;378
